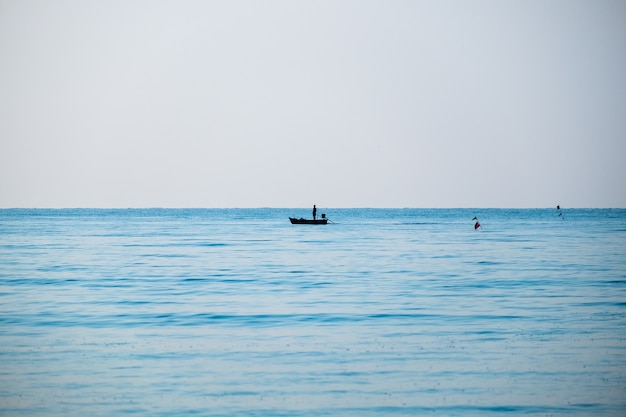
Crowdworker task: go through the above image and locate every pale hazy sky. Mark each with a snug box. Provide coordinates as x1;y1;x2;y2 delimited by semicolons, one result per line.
1;0;625;208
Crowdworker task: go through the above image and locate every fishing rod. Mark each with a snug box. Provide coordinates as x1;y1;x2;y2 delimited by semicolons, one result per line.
321;213;335;224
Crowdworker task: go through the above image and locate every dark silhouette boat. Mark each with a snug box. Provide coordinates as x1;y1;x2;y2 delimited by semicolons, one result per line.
289;215;328;225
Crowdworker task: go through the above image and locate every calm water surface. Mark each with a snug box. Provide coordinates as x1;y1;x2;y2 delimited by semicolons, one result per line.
1;208;625;416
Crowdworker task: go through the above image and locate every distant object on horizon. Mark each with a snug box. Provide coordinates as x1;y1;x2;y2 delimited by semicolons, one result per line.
557;204;563;217
291;205;328;224
290;215;328;225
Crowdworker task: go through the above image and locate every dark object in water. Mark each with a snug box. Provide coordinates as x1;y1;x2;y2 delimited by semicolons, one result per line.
290;214;328;224
289;217;328;225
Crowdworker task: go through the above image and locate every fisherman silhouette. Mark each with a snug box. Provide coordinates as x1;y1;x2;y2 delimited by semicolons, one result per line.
312;205;317;220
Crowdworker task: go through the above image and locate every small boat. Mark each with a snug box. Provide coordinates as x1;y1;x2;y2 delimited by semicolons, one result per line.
289;217;328;225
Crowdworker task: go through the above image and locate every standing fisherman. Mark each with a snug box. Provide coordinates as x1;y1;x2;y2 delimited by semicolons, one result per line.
312;205;317;220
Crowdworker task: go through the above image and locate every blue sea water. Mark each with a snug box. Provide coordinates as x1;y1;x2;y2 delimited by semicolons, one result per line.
0;208;625;416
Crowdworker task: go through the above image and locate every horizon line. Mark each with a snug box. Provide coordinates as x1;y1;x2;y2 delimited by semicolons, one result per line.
1;206;624;210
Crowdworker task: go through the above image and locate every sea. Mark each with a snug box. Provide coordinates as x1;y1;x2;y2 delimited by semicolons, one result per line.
1;208;625;416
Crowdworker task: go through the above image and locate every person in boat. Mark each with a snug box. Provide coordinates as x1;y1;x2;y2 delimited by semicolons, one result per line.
312;205;317;220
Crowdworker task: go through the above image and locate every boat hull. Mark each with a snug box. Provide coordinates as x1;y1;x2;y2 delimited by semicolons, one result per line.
289;217;328;225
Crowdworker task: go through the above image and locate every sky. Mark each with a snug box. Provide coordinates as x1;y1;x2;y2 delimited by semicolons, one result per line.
1;0;625;208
